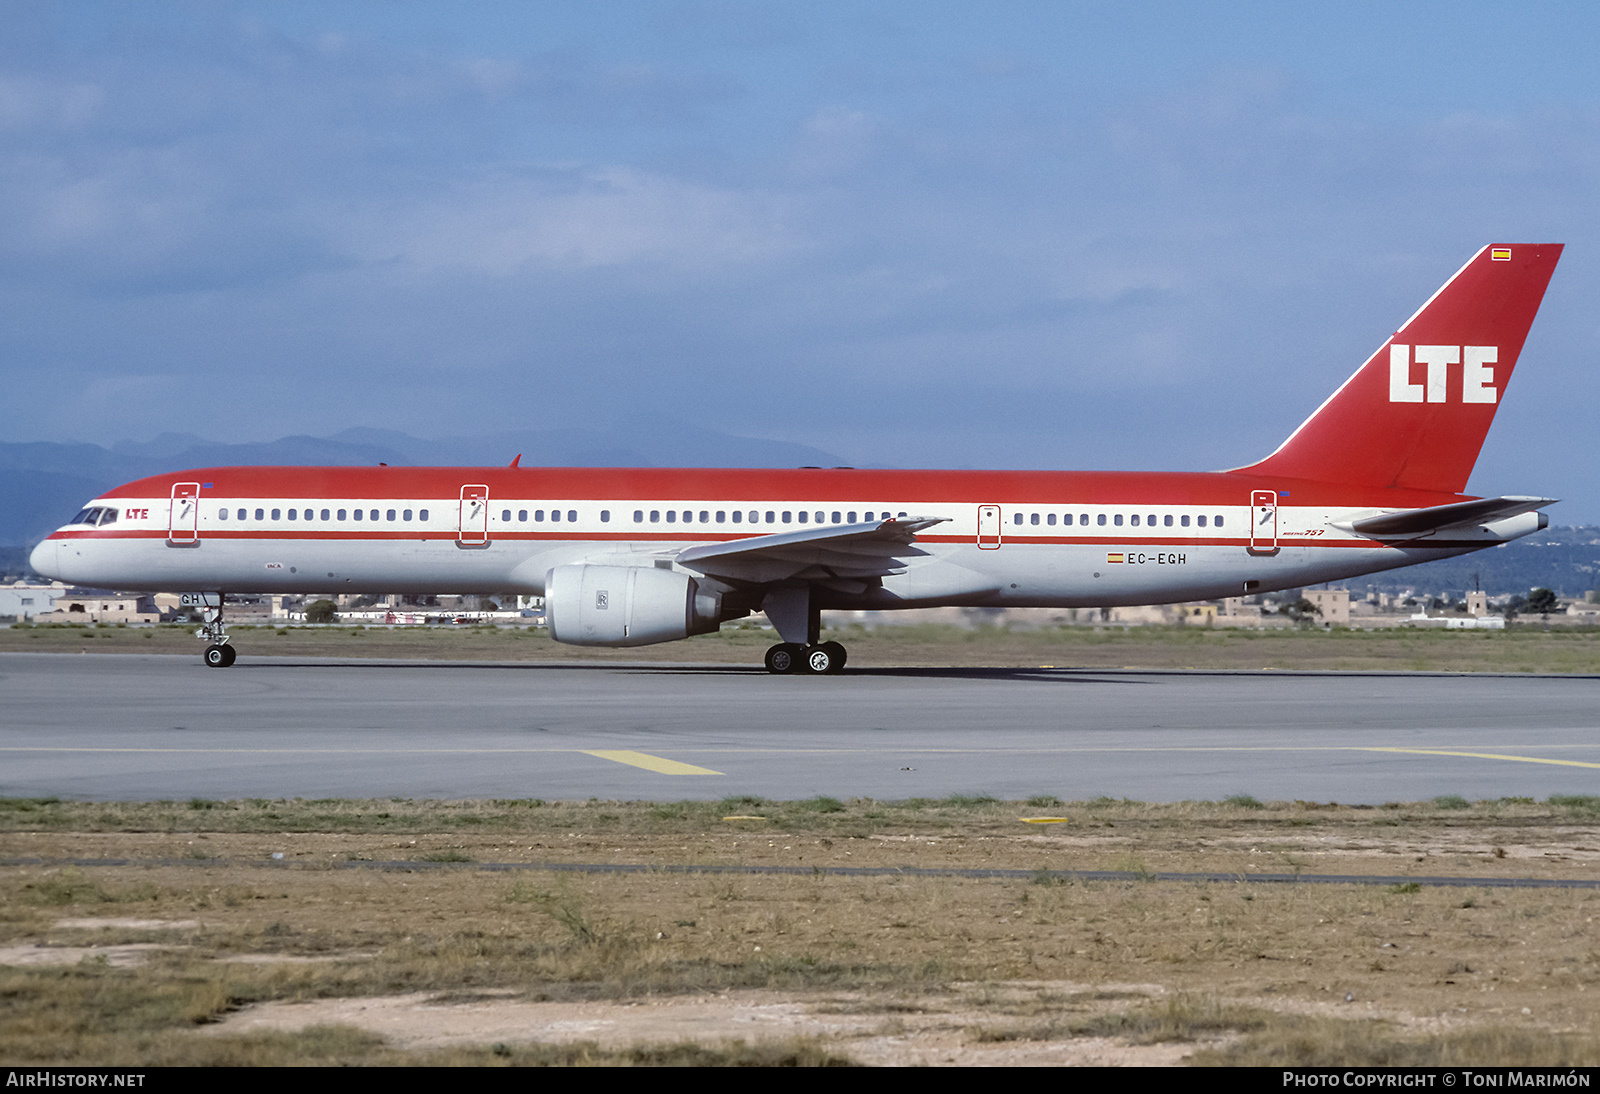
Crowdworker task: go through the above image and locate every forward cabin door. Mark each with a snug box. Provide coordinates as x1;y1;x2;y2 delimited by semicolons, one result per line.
168;482;200;545
458;485;489;545
1248;490;1279;555
977;505;1002;549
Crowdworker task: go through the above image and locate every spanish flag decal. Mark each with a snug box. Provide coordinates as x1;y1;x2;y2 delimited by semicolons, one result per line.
1106;552;1125;564
1491;248;1512;261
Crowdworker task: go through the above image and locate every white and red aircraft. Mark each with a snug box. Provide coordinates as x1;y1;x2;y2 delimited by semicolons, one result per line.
31;243;1563;673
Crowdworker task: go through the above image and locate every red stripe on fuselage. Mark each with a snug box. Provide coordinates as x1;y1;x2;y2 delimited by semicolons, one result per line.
95;465;1472;510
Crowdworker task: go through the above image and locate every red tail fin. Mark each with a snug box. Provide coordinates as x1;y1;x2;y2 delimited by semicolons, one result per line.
1234;244;1562;493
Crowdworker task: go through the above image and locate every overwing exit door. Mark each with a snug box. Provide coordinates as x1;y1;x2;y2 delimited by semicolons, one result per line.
977;505;1002;549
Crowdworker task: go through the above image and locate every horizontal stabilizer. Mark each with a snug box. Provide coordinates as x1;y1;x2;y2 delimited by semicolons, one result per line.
1342;495;1556;538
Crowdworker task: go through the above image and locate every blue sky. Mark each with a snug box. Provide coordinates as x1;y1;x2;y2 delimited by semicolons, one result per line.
5;2;1598;519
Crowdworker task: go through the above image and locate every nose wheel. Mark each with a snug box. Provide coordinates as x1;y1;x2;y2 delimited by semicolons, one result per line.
194;593;236;667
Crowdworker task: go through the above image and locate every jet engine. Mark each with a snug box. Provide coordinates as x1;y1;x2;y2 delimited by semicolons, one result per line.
545;563;722;647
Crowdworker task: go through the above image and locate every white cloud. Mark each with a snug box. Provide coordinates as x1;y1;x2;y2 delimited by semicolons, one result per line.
337;166;801;276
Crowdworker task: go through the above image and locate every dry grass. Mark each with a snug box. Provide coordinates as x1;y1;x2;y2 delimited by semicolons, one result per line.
4;796;1600;1065
3;619;1600;672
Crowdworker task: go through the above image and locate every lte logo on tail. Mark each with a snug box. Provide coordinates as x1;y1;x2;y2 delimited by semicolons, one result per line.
1388;344;1499;404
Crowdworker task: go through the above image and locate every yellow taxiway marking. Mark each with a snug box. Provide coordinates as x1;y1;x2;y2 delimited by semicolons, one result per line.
580;750;723;775
1364;747;1600;770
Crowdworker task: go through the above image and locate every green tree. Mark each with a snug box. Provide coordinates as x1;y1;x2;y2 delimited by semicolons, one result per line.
1525;588;1559;616
304;599;337;624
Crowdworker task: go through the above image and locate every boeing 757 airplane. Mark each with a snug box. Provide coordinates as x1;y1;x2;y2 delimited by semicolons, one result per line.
30;244;1562;673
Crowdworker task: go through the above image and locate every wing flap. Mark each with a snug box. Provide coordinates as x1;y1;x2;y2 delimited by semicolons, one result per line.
675;516;949;583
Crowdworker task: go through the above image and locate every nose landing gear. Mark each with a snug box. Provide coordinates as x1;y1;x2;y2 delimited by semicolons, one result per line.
193;593;235;668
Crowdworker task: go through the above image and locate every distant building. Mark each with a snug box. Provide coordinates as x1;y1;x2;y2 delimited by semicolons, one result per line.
1304;588;1350;624
40;591;160;624
0;581;66;621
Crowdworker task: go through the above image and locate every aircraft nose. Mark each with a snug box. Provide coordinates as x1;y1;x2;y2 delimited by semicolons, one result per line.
29;538;59;579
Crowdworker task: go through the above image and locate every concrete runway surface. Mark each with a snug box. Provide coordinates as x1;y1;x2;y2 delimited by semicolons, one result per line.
3;652;1598;803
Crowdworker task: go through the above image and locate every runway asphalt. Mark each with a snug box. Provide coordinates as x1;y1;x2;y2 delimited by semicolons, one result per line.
4;652;1598;803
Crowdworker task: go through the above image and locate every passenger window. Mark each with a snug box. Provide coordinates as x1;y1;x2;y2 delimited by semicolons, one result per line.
338;509;347;520
716;511;726;523
568;510;576;522
731;511;741;523
535;510;545;521
848;511;857;522
1030;513;1039;526
798;511;808;524
403;509;413;521
257;508;266;521
650;510;660;522
1181;515;1190;527
219;508;228;520
419;509;428;521
1164;514;1172;527
666;511;676;523
699;510;709;523
501;510;511;522
353;509;362;521
370;509;379;521
386;509;396;521
766;511;775;523
321;509;330;521
1131;514;1139;526
1047;513;1056;526
1114;514;1123;526
815;512;824;524
864;512;873;521
782;512;792;523
552;510;562;523
750;511;759;523
1079;513;1088;525
634;510;644;523
519;509;528;522
1214;515;1224;527
1096;513;1105;526
271;509;281;520
288;509;298;520
600;510;610;523
1198;515;1207;527
1013;513;1023;525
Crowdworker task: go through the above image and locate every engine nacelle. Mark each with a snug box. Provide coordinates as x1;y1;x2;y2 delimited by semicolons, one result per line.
545;563;722;647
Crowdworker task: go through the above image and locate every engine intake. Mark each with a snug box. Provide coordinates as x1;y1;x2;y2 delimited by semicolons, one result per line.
545;564;722;647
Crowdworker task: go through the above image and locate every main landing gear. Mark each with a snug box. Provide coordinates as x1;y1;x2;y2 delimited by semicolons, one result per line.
194;593;236;668
764;641;847;675
759;587;848;674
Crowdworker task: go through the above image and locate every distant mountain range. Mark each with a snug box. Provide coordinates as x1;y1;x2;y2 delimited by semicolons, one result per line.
0;420;851;549
3;429;1596;598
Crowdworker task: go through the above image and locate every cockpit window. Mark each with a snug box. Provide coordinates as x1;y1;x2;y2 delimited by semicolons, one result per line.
71;508;93;525
70;507;117;526
95;509;118;525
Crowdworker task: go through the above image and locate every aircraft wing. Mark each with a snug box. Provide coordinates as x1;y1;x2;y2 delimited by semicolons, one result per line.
674;516;950;591
1340;495;1557;538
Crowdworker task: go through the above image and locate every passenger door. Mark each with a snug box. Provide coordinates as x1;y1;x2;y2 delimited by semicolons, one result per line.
458;485;489;545
168;482;200;545
1248;490;1278;555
